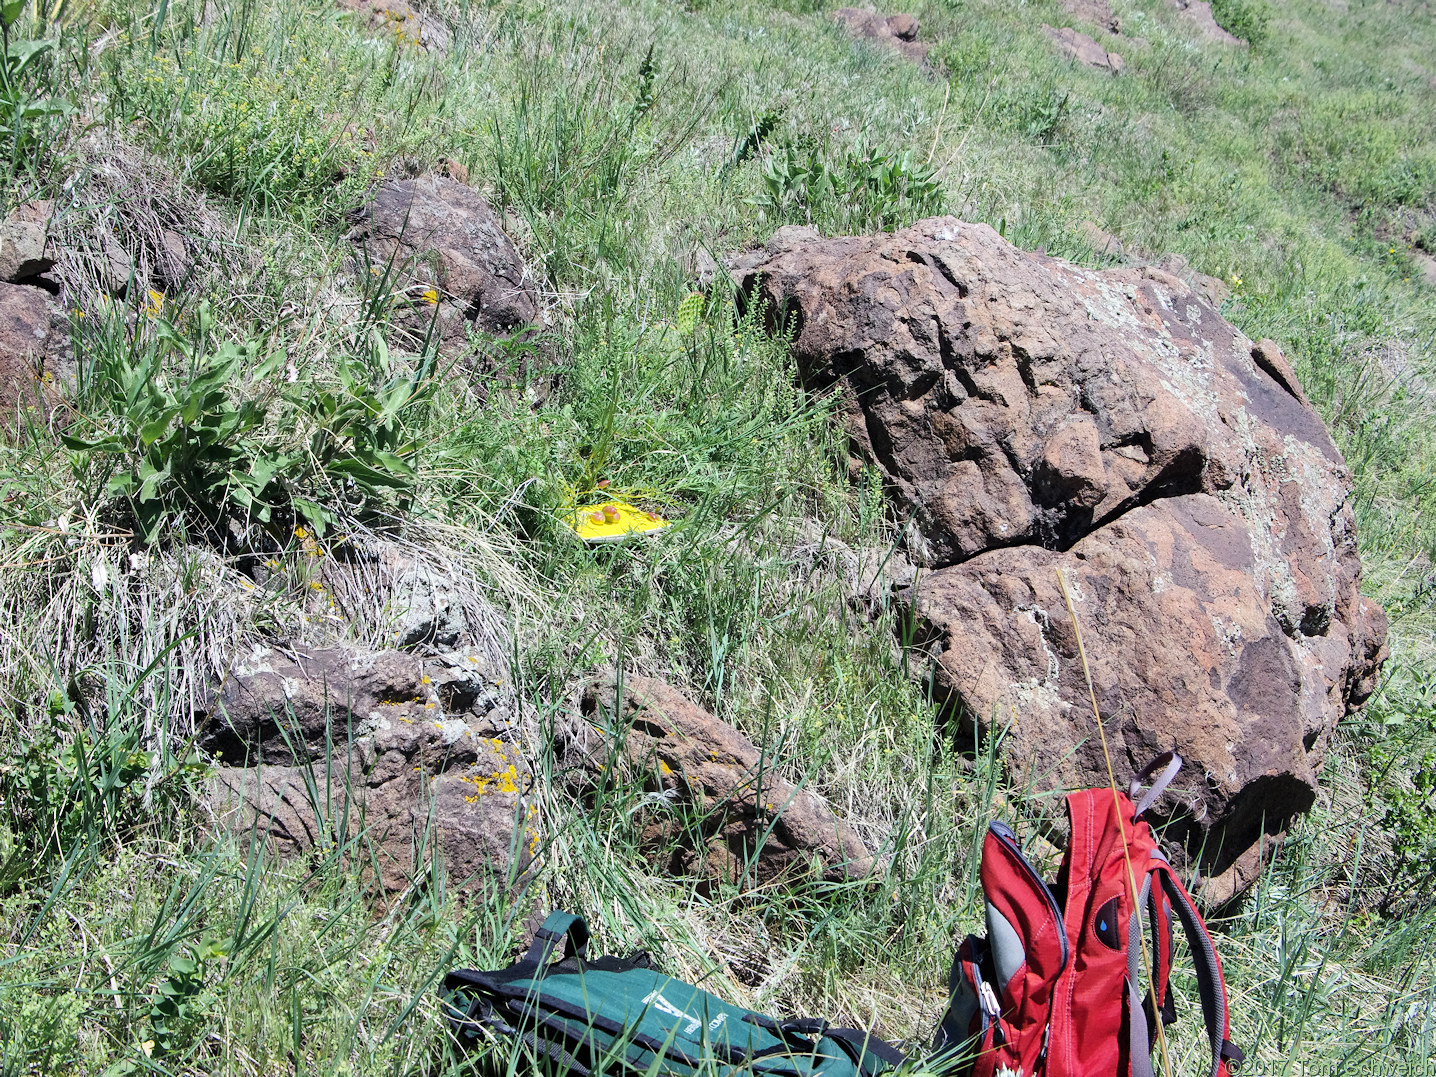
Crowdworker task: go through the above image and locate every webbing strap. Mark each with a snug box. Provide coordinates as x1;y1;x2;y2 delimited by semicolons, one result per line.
1127;873;1156;1077
1127;977;1156;1077
519;911;590;969
1130;753;1183;818
827;1027;907;1076
1158;871;1230;1077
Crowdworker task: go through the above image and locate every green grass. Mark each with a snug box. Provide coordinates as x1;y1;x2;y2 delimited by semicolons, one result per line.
2;0;1436;1072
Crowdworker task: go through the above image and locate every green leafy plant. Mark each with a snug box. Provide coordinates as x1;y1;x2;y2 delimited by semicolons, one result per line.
727;107;782;169
299;331;433;535
62;304;291;544
146;938;229;1056
1366;664;1436;914
1012;85;1071;145
62;304;431;545
1210;0;1270;47
0;3;70;159
750;141;943;234
123;42;375;214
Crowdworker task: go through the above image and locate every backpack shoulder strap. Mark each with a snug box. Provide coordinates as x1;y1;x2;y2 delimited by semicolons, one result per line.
825;1027;907;1077
518;911;590;968
1155;869;1244;1077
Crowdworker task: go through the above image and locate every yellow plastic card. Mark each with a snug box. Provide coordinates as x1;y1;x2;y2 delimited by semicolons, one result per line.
565;501;671;543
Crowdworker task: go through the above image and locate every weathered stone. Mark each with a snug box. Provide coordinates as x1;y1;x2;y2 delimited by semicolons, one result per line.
0;282;66;424
0;219;53;283
205;643;533;896
1154;252;1230;306
345;175;539;348
733;216;1387;897
439;157;469;185
202;643;502;764
908;494;1380;891
338;0;449;52
152;229;194;292
834;8;930;66
1077;220;1126;258
1413;249;1436;289
793;520;916;614
1168;0;1246;46
379;547;472;650
1044;24;1124;73
566;674;876;887
1061;0;1121;35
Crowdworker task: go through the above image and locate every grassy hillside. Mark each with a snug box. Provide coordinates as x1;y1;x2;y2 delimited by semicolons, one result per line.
2;0;1435;1072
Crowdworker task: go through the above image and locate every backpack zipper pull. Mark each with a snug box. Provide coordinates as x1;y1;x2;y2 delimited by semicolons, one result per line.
1036;1022;1051;1068
979;980;1001;1019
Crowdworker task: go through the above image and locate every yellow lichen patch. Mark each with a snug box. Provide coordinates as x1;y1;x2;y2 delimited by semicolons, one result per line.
460;763;522;801
563;501;670;544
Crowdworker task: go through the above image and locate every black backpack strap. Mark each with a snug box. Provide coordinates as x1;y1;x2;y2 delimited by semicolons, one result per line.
1157;871;1241;1077
1141;870;1177;1050
826;1028;906;1076
518;911;591;969
442;912;592;1035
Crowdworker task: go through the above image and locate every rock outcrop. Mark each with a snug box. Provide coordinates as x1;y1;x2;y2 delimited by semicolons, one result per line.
345;175;539;348
1061;0;1121;35
0;214;54;284
1169;0;1246;46
834;9;929;66
205;644;535;896
338;0;449;51
733;217;1388;899
1044;25;1124;73
564;674;877;888
0;282;67;424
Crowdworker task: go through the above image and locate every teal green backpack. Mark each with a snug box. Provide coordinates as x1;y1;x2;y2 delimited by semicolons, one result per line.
442;912;906;1077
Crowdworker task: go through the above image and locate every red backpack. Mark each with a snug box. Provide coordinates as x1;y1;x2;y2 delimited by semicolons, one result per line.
934;753;1245;1077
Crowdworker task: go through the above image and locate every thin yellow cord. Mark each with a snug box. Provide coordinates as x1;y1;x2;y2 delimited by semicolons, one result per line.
1057;568;1175;1077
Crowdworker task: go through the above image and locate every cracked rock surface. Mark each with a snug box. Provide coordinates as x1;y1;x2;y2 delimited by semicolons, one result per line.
345;175;538;349
205;643;536;896
734;217;1388;900
564;673;877;888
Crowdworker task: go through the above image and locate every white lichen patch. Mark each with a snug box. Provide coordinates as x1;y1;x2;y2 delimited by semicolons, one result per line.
432;718;474;746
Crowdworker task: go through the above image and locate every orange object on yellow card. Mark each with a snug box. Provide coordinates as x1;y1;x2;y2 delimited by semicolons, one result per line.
564;501;671;543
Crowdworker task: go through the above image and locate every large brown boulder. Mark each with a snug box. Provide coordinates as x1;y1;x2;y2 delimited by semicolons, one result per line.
205;644;535;897
734;217;1387;900
566;674;877;888
345;175;539;348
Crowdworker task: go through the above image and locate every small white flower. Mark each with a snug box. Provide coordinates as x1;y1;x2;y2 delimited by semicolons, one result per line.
91;557;109;594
